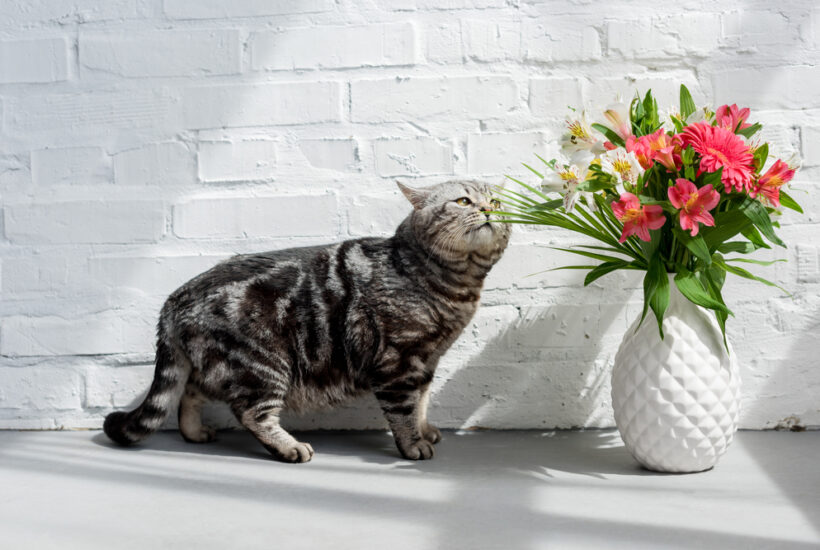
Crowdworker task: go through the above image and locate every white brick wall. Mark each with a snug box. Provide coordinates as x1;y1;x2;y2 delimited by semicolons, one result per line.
1;0;819;431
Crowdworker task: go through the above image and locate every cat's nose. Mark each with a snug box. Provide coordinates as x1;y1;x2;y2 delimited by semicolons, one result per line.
479;205;492;219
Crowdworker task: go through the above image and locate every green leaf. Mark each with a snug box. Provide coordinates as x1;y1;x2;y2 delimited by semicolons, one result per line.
641;252;669;338
739;197;785;247
712;256;790;295
672;227;711;264
584;260;635;286
753;143;769;171
718;241;763;255
724;257;786;266
702;208;752;251
522;163;543;179
551;247;631;264
526;199;564;212
674;269;732;315
591;123;625;148
576;178;616;193
680;85;696;120
740;225;771;250
737;122;762;139
699;167;724;189
779;190;803;213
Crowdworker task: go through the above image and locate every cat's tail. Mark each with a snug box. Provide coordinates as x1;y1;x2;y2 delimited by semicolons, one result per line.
103;319;188;446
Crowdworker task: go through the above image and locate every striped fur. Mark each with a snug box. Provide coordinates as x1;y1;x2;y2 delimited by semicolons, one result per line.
103;181;510;462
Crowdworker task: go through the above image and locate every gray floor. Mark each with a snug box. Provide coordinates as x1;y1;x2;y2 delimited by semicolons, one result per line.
0;430;818;550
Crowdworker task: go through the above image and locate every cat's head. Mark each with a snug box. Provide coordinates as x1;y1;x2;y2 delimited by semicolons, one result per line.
397;180;512;259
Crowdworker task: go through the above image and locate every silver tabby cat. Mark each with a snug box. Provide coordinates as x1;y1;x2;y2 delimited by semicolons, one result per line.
104;180;511;462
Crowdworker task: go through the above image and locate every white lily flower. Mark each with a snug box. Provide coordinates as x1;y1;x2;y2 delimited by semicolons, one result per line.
600;149;645;187
540;163;592;212
561;111;605;157
599;98;632;141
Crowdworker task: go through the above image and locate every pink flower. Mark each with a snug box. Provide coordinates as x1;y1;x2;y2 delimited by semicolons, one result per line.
680;122;755;193
752;159;797;207
626;128;683;171
611;192;666;242
715;104;752;132
667;178;720;236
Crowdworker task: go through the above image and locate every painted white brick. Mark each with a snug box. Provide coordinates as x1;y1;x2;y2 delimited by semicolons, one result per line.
529;78;583;118
0;366;82;410
0;38;68;84
4;200;165;244
608;15;720;58
183;82;342;129
8;89;177;133
723;10;793;48
2;256;68;294
462;20;520;62
113;142;195;186
31;146;111;186
713;67;820;110
299;139;358;172
591;73;704;108
802;127;820;167
0;1;137;25
424;22;462;64
796;245;819;284
252;23;417;71
198;140;277;182
173;195;338;239
373;137;453;177
88;255;226;296
523;19;601;62
84;365;154;408
467;132;546;176
1;314;154;357
163;0;334;19
510;304;627;349
81;30;241;78
351;76;518;123
348;190;409;236
380;0;506;9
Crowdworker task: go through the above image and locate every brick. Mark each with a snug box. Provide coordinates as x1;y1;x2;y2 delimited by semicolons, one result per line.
529;78;583;118
462;20;520;61
373;137;453;177
4;200;165;244
351;76;518;123
0;1;137;25
113;142;195;186
81;30;241;78
523;19;601;62
31;146;111;186
607;15;720;58
379;0;506;9
722;10;792;48
0;314;154;356
424;22;462;64
454;305;519;350
509;304;627;349
591;73;703;108
2;256;68;293
173;195;338;239
0;38;68;84
467;132;546;176
299;139;358;171
7;89;177;133
0;366;82;410
163;0;333;19
84;365;155;408
713;67;820;110
198;140;277;182
348;190;410;236
252;23;417;70
802;127;820;167
183;82;342;129
88;255;226;296
796;245;819;284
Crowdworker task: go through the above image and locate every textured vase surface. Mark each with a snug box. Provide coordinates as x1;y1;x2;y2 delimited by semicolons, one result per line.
611;278;741;473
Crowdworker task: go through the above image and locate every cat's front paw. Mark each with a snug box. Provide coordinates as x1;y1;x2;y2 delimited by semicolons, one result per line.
422;423;442;444
398;439;435;460
266;441;315;463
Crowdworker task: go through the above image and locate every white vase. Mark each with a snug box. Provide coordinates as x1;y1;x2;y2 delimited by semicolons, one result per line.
611;275;741;473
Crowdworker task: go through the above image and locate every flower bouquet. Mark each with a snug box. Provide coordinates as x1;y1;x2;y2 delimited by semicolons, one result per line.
498;85;802;472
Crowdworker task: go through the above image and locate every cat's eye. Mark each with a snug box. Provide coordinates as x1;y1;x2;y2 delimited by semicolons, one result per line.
455;197;472;206
490;199;501;210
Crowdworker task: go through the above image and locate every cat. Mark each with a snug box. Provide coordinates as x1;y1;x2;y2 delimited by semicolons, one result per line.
104;180;511;462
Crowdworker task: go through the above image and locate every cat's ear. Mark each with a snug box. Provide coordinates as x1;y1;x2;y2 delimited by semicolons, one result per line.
396;181;431;210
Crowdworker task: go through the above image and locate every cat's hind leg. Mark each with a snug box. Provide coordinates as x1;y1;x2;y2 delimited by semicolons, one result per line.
232;399;314;463
178;383;216;443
